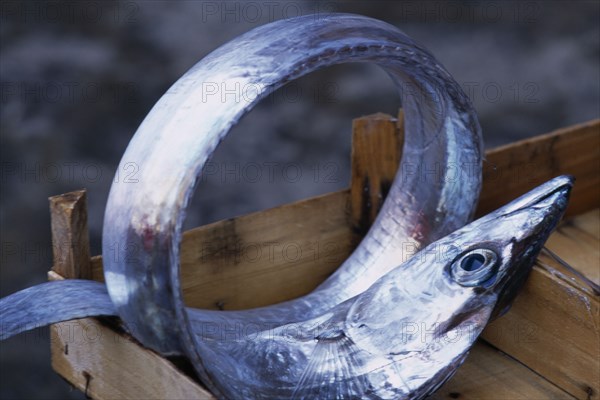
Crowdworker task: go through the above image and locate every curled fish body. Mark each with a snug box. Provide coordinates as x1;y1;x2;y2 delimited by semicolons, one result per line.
1;15;482;355
0;14;570;400
0;280;115;341
102;13;482;358
184;176;572;399
0;176;572;399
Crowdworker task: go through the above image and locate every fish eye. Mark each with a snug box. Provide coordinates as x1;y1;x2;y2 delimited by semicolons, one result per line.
450;248;498;287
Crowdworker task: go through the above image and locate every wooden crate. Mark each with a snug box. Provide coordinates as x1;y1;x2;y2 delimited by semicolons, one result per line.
47;112;600;400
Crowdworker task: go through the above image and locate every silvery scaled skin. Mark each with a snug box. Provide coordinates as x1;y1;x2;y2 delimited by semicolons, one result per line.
190;175;572;399
0;13;572;399
0;280;115;341
1;14;482;383
102;13;483;366
0;176;573;399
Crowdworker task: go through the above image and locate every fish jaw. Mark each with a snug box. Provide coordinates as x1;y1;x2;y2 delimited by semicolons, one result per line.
417;175;573;302
487;175;573;318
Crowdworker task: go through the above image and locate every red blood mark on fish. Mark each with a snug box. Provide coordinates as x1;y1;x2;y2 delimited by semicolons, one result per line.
411;209;430;242
142;226;155;251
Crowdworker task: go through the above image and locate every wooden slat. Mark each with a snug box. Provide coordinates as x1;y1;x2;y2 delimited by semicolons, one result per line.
90;255;104;282
87;116;600;311
49;190;92;280
570;208;600;240
50;116;600;399
482;209;600;400
46;292;569;400
546;209;600;285
50;317;212;400
477;119;600;219
350;112;402;235
179;113;404;310
79;210;598;400
431;342;573;400
179;190;354;310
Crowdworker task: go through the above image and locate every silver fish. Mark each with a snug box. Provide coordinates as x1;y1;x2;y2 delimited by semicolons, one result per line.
186;175;572;399
102;13;482;358
0;13;570;399
0;14;482;354
2;12;481;362
0;176;572;399
0;280;115;340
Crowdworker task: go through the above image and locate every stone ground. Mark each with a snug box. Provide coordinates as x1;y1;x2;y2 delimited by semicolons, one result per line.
0;1;598;398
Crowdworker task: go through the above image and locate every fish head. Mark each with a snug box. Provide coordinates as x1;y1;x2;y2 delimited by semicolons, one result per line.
348;176;573;349
435;174;573;324
343;176;572;398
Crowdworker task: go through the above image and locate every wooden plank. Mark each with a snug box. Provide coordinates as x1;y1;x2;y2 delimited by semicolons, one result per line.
46;190;209;399
547;209;600;286
46;289;569;400
78;211;599;400
48;190;92;280
482;210;600;400
179;190;354;310
350;112;403;235
474;122;600;399
87;116;599;312
51;117;600;399
570;208;600;240
477;119;600;219
90;255;104;282
85;194;355;300
431;342;574;400
180;112;404;310
50;317;213;400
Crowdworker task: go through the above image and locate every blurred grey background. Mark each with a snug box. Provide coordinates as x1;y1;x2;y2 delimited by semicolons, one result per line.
1;0;598;398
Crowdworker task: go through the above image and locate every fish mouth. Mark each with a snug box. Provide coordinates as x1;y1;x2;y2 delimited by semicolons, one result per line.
502;175;573;244
506;175;573;264
490;175;573;319
499;175;573;217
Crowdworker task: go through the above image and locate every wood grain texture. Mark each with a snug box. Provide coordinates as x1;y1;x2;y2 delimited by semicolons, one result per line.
49;189;91;279
546;209;600;285
179;190;354;310
49;316;570;400
431;342;573;400
50;318;213;400
48;115;599;399
477;119;600;219
350;112;403;235
85;115;600;311
482;209;600;400
570;209;600;240
472;121;600;400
